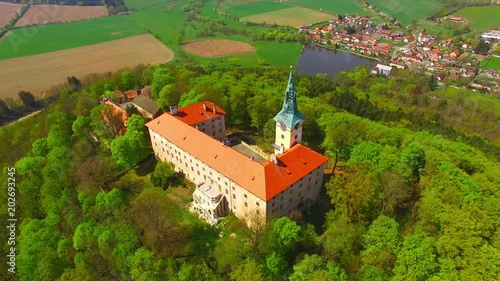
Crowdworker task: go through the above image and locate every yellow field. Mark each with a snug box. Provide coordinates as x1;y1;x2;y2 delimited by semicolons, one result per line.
241;6;335;27
0;34;174;99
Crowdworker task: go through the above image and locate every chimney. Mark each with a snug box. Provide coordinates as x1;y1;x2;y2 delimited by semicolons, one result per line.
169;104;178;115
212;104;216;114
203;103;207;111
279;145;285;155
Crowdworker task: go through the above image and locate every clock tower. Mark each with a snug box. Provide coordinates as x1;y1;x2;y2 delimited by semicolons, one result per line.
273;67;306;155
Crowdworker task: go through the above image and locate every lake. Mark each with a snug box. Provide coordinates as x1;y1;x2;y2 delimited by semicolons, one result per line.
296;44;378;78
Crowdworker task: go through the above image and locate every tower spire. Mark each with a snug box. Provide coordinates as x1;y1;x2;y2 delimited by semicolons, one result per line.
273;66;305;128
272;66;306;153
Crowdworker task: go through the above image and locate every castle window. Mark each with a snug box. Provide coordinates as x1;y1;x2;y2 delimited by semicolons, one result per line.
295;135;298;139
233;194;236;199
244;194;247;199
197;171;200;175
281;135;284;139
191;167;194;171
225;189;228;194
272;202;275;207
256;202;260;206
256;210;260;215
280;204;283;210
289;198;292;203
245;202;248;207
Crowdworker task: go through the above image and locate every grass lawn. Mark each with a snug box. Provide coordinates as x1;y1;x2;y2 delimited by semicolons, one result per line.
0;15;145;60
368;0;443;25
455;6;500;30
418;21;452;37
286;0;371;16
481;56;500;71
222;1;292;18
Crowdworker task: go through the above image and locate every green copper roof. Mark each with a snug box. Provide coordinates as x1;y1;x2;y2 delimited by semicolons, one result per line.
273;69;305;128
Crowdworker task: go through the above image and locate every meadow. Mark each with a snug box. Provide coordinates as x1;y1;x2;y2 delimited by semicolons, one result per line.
481;56;500;71
0;15;145;60
455;6;500;30
222;1;292;18
445;86;500;116
368;0;443;25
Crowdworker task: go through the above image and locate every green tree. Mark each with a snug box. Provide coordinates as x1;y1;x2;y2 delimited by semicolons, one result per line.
229;259;265;281
320;114;365;172
128;247;168;281
111;115;150;169
393;231;437;281
265;251;287;279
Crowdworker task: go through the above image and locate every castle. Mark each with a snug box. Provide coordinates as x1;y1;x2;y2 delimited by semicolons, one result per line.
145;70;328;223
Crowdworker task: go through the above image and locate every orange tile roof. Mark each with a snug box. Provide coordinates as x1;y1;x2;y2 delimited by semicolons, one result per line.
263;145;329;200
168;101;226;126
146;113;328;201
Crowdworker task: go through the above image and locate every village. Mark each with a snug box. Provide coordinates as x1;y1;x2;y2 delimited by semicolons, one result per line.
301;14;500;94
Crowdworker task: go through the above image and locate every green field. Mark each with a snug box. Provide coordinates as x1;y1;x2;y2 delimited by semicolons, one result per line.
222;1;292;18
0;16;145;60
481;56;500;71
192;37;303;67
286;0;370;15
417;21;452;37
129;3;302;67
368;0;443;25
455;6;500;30
445;86;500;116
124;0;175;10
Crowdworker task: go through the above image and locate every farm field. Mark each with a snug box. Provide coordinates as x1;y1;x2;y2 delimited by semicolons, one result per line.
0;2;21;27
191;37;303;67
0;34;174;99
455;6;500;30
15;5;108;27
241;6;335;27
0;15;145;60
481;56;500;71
286;0;370;16
128;5;187;53
368;0;443;25
124;0;175;10
222;1;292;18
183;39;255;57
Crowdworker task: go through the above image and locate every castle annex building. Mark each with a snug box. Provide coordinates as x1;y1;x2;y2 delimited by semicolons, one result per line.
146;70;328;222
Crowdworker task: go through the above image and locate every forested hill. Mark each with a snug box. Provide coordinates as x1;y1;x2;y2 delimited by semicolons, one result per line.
0;0;124;6
1;65;499;280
